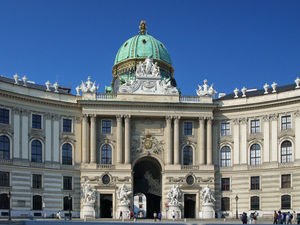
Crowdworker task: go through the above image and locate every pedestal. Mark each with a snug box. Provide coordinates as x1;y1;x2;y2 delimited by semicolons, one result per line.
116;205;130;219
200;202;215;219
80;203;95;219
167;205;181;220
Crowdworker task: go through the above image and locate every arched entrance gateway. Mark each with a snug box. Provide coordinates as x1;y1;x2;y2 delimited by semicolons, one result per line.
133;157;161;218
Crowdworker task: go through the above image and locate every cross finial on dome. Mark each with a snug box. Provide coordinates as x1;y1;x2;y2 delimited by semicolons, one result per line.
139;20;147;34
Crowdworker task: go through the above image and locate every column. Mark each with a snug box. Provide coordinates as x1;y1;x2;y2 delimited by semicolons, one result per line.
240;118;247;164
233;119;240;165
90;115;96;163
21;110;29;159
206;118;213;165
82;115;88;163
116;115;123;164
174;116;180;165
263;116;270;163
52;114;60;162
124;115;131;164
295;112;300;160
198;117;205;165
165;116;172;165
45;113;52;162
271;114;278;162
13;108;21;159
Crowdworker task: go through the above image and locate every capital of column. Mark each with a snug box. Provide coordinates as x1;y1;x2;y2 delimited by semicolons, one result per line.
198;116;205;121
124;114;131;120
165;116;173;122
116;114;123;120
174;116;181;121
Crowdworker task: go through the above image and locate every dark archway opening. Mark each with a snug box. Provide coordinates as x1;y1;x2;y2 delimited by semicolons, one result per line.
184;194;196;218
100;194;112;218
133;157;161;218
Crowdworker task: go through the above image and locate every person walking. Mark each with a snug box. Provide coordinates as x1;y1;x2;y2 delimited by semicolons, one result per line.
157;212;162;221
287;212;292;224
153;212;157;222
283;212;287;224
241;212;248;224
274;211;279;224
278;211;283;224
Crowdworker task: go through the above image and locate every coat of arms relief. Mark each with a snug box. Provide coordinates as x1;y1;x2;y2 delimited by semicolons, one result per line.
131;135;165;159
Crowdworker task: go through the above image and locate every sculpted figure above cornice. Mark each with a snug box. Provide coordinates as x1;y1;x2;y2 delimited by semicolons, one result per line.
294;110;300;117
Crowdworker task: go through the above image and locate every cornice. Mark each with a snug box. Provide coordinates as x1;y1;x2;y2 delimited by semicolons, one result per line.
0;89;79;110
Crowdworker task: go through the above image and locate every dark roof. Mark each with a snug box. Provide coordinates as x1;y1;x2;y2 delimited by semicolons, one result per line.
0;75;72;94
217;83;297;100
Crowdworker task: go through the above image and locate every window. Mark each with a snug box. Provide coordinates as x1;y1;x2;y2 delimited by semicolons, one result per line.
281;141;292;163
0;193;9;209
32;114;42;129
102;120;111;134
0;108;9;124
221;178;230;191
251;176;260;190
31;140;42;163
0;172;9;186
221;197;230;211
32;195;42;210
220;146;231;167
183;145;193;165
250;144;261;165
221;122;230;136
281;174;291;188
63;196;72;211
101;144;112;164
32;174;42;189
251;120;260;133
281;195;291;209
281;115;291;130
63;119;72;132
0;135;10;160
62;143;72;165
184;122;193;135
251;196;260;210
63;176;72;190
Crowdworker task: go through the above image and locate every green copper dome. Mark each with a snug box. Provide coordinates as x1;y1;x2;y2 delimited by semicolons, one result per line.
114;33;172;66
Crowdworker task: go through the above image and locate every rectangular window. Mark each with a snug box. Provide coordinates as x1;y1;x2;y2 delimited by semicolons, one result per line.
32;114;42;129
251;196;260;210
63;176;72;190
102;120;111;134
221;197;230;211
281;115;291;130
221;122;230;136
0;172;9;186
251;176;260;190
32;174;42;189
63;119;72;132
251;120;260;133
184;122;193;135
281;174;291;188
221;178;230;191
0;108;9;124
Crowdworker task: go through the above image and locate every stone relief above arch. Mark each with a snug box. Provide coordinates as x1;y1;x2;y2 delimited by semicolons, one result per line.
131;135;165;159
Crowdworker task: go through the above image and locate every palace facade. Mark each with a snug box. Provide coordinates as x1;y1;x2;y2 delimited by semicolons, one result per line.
0;22;300;219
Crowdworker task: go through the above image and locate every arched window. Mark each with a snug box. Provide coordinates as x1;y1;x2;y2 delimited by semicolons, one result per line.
0;193;9;209
62;143;72;165
183;145;193;165
250;196;260;210
32;195;42;210
101;144;112;164
221;197;230;211
31;140;42;163
220;146;231;167
250;144;261;165
281;195;291;209
281;141;292;163
63;196;72;211
0;135;10;160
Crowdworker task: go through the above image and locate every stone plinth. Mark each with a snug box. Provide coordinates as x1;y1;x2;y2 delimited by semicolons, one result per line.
80;203;95;219
167;205;181;220
200;202;215;219
116;205;130;219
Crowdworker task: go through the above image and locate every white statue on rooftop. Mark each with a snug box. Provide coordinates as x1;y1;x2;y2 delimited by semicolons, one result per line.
136;57;160;77
77;76;99;95
14;74;20;85
272;82;277;93
53;82;59;93
295;77;300;89
234;88;239;98
196;79;217;97
45;81;51;91
264;83;269;94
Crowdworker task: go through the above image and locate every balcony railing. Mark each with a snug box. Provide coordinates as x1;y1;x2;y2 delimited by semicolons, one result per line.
179;96;201;102
181;165;199;170
96;93;117;100
97;164;115;169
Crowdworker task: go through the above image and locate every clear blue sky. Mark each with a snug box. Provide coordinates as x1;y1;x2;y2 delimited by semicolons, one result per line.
0;0;300;96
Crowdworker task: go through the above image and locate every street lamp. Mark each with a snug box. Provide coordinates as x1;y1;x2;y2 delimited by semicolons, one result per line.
68;193;72;220
7;191;11;221
235;195;239;219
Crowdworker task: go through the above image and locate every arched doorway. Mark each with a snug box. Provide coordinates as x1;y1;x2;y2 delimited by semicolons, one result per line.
133;157;161;218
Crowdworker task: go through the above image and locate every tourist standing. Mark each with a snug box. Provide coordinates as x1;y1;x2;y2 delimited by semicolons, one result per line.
287;212;292;224
278;211;282;224
158;212;162;221
153;212;157;222
241;212;248;224
274;211;278;224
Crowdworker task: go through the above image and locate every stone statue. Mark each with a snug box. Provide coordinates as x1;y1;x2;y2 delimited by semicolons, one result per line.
78;76;99;94
196;79;217;97
117;184;132;206
167;184;182;206
201;185;215;204
145;57;153;75
81;180;96;204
